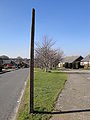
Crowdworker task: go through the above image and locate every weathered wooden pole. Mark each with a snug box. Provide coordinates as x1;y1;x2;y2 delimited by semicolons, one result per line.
30;8;35;113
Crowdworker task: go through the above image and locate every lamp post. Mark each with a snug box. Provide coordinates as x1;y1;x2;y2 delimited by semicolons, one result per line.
30;8;35;113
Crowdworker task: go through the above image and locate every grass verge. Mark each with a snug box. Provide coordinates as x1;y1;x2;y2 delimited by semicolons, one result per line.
16;69;67;120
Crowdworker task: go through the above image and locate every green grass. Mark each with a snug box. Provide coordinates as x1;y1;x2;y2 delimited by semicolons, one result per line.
16;69;67;120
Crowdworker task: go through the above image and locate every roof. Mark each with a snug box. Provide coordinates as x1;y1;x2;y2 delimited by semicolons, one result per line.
22;61;29;65
0;55;9;60
62;56;83;63
82;54;90;62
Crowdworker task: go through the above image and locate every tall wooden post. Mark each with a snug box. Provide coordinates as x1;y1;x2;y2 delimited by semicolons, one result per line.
30;8;35;113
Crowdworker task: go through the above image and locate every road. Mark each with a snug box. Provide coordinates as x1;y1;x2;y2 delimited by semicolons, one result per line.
50;73;90;120
0;68;29;120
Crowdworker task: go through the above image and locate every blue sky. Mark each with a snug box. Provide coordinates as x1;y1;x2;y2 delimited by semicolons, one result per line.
0;0;90;58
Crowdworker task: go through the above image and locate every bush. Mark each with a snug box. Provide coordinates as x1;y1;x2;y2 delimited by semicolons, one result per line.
0;67;2;72
63;64;65;67
65;62;68;68
68;63;72;69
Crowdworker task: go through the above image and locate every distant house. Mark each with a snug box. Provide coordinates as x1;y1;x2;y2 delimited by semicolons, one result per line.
21;61;29;68
12;59;29;68
0;58;3;72
0;55;29;69
0;55;11;69
0;56;18;69
12;57;23;65
2;60;16;69
58;56;83;69
81;54;90;68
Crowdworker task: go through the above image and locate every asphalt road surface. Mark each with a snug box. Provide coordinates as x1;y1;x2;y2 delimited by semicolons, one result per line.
50;73;90;120
0;68;29;120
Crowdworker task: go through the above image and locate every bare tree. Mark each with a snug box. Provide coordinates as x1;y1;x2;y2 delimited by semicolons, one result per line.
35;36;63;71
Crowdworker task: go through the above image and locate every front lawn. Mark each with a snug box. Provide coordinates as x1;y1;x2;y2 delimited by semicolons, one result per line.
16;69;67;120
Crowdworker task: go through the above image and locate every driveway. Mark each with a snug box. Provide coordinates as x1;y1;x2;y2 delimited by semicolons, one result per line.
0;68;29;120
50;72;90;120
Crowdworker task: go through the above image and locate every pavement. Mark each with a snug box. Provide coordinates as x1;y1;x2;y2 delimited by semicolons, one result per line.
50;72;90;120
60;69;90;74
0;68;29;120
0;69;17;74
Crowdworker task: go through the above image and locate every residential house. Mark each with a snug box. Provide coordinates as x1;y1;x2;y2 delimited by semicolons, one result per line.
0;55;17;69
0;56;14;70
81;54;90;68
58;56;83;69
2;60;17;69
0;55;29;69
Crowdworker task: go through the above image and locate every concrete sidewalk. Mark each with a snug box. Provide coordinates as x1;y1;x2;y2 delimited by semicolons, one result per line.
0;68;18;74
60;69;90;74
50;73;90;120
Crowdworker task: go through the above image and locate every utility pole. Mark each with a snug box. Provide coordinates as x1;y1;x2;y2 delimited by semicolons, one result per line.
30;8;35;113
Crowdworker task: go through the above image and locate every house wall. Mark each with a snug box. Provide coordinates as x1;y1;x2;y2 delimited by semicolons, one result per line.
58;62;64;68
80;62;88;66
89;62;90;66
81;61;90;67
0;60;2;65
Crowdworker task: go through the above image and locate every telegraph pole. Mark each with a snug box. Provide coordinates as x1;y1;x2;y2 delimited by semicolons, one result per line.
30;8;35;113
